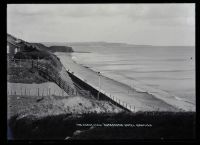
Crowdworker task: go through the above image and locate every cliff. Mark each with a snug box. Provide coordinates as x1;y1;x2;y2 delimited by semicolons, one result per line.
48;46;73;52
7;34;74;59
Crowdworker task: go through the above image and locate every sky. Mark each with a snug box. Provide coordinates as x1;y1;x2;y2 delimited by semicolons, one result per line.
7;4;195;46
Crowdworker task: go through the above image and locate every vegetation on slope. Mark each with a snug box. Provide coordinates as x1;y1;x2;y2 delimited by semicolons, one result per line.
32;43;74;53
8;112;195;140
48;46;73;52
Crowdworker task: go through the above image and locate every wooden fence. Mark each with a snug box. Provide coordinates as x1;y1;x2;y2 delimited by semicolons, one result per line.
8;58;91;97
7;83;68;97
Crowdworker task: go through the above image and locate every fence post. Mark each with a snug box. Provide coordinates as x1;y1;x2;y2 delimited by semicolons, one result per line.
21;87;22;96
37;57;39;70
132;81;134;96
42;89;44;97
58;78;60;86
70;89;73;95
32;59;33;68
25;88;26;96
49;88;51;96
38;88;39;96
19;59;21;67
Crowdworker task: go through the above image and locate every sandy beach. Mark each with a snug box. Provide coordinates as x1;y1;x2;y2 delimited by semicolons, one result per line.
55;52;195;112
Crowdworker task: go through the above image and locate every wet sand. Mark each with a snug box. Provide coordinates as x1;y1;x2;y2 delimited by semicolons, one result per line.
55;52;194;112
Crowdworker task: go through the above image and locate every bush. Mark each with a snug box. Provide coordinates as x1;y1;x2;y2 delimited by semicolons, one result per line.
14;50;49;59
8;112;196;140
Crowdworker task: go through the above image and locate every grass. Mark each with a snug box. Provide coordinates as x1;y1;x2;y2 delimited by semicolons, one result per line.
14;50;49;59
8;111;196;140
7;49;63;84
7;66;47;84
7;62;48;84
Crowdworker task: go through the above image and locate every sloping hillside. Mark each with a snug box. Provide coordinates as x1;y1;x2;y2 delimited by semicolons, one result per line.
48;46;73;52
7;34;73;60
31;43;73;53
7;34;122;116
32;43;74;52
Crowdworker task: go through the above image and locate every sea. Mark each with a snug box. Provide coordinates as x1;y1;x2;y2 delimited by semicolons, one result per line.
68;43;195;105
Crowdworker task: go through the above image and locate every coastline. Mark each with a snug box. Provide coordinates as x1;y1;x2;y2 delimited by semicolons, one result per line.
55;52;195;112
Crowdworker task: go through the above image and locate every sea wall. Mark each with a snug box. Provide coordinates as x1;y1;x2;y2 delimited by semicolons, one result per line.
67;71;131;112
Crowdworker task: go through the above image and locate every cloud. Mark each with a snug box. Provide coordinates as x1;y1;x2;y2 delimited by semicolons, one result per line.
7;4;195;28
7;4;195;45
8;4;194;17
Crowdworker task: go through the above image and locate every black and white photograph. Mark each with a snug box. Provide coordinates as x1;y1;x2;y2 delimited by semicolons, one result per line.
6;3;196;140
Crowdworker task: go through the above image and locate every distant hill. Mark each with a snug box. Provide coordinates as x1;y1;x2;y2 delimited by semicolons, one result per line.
67;42;153;47
31;43;73;53
48;46;73;52
7;34;74;55
31;43;50;52
41;41;147;48
41;41;195;49
67;42;194;48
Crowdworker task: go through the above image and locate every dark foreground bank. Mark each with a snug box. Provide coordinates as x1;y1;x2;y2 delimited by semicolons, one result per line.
8;111;195;140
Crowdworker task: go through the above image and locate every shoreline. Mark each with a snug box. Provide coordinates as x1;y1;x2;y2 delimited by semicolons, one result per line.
70;50;195;103
55;52;195;112
70;52;195;111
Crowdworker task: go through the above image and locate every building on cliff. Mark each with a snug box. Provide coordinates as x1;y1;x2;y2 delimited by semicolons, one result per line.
7;34;26;58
